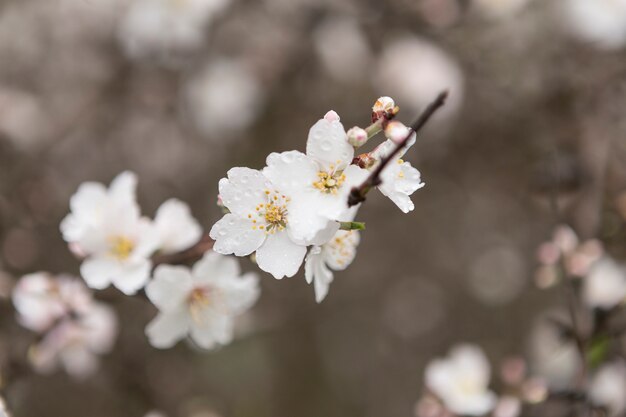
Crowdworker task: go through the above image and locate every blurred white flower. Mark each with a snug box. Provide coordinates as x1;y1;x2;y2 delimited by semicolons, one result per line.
472;0;533;19
560;0;626;50
589;361;626;416
154;198;202;254
30;302;117;379
0;396;9;417
145;251;259;349
375;37;463;122
371;136;425;214
13;273;91;333
312;17;372;83
425;344;497;416
118;0;231;64
263;113;369;242
305;230;360;303
582;257;626;310
61;172;160;295
184;60;263;136
493;396;521;417
209;168;308;279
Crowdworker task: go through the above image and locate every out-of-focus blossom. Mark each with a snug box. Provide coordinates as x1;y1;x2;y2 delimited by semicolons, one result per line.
520;377;548;404
154;198;202;254
263;112;369;242
582;257;626;310
145;251;259;349
472;0;533;19
184;60;263;136
313;17;372;83
425;344;497;416
61;172;160;295
415;394;452;417
305;230;360;303
118;0;231;64
589;361;626;416
500;356;527;386
209;167;308;279
0;396;9;417
560;0;626;50
13;273;91;333
375;37;463;122
0;87;50;151
493;396;521;417
30;302;117;379
529;312;580;390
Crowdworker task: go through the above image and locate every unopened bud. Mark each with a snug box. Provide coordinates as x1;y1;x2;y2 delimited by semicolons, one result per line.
324;110;340;123
347;126;368;147
384;121;412;144
372;96;398;122
353;153;376;169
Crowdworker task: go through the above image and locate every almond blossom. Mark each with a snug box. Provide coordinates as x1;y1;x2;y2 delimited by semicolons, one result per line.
153;198;202;254
145;251;259;349
305;229;360;303
370;132;425;213
30;302;117;379
589;360;626;417
61;171;160;295
425;344;497;416
582;257;626;310
209;167;309;279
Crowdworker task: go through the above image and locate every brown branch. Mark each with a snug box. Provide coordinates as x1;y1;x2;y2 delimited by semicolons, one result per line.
152;234;214;266
347;91;449;207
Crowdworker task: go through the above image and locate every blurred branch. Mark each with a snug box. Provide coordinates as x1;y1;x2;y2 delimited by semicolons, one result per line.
348;91;448;207
152;234;214;266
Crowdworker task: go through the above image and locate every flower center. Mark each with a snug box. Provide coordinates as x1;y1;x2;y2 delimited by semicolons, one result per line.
251;191;290;234
313;170;346;194
457;377;481;396
108;236;135;260
188;287;211;324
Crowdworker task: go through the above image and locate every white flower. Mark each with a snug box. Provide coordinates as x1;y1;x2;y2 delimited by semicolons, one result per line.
589;361;626;416
262;112;369;242
209;167;308;279
582;257;626;310
30;302;118;379
61;172;160;295
371;137;425;213
0;396;10;417
305;229;360;303
561;0;626;50
145;251;259;349
154;198;202;254
13;273;91;333
425;344;497;416
118;0;231;64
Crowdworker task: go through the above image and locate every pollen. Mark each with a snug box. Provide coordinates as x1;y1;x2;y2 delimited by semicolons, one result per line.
252;190;290;234
108;236;135;260
313;170;347;194
188;287;212;324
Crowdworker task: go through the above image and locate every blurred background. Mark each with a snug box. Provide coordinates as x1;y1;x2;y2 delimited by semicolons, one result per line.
1;0;626;416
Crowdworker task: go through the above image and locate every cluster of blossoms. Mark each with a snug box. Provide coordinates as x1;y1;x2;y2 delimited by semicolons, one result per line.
418;345;547;417
210;96;425;302
12;273;117;378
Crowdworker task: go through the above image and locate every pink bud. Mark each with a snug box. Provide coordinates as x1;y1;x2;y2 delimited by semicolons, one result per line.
372;96;395;113
385;121;411;144
347;126;368;147
324;110;340;123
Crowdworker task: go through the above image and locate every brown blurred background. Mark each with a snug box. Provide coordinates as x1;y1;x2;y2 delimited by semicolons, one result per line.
1;0;626;416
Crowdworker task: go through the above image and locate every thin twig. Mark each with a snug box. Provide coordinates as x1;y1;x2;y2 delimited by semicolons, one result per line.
348;91;448;207
152;234;214;266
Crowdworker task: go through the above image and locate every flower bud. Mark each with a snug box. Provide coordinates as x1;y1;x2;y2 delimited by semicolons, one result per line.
384;121;411;144
324;110;340;123
347;126;368;147
372;96;398;122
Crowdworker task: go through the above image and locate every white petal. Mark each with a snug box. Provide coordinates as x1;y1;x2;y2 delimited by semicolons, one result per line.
305;248;334;303
217;272;260;314
192;251;241;284
111;259;152;295
146;309;191;349
379;161;425;213
308;221;340;246
286;194;335;243
131;218;161;258
109;171;138;208
61;182;108;242
306;117;354;170
146;265;194;312
263;151;318;195
256;232;307;279
154;199;202;254
80;257;118;290
218;167;269;217
190;312;234;349
209;213;266;257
